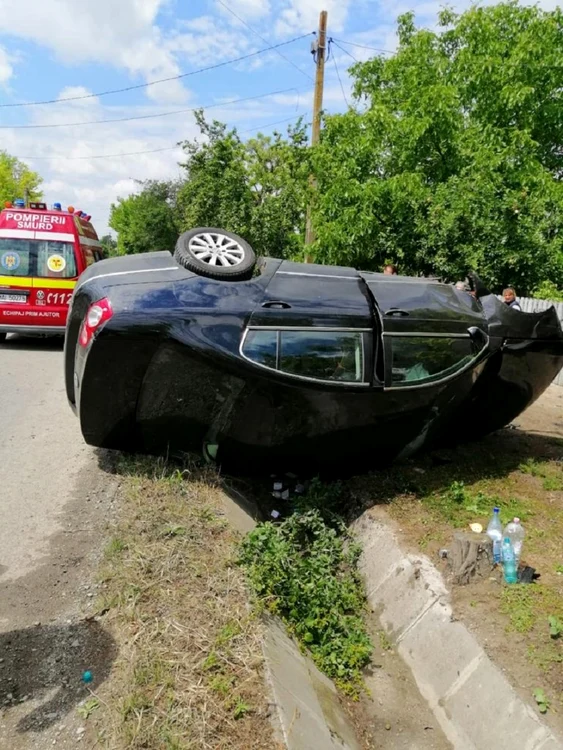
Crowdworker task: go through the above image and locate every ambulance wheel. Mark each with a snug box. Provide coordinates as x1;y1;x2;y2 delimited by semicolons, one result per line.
0;333;6;344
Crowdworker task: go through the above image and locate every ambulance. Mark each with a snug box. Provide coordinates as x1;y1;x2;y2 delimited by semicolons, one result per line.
0;200;104;342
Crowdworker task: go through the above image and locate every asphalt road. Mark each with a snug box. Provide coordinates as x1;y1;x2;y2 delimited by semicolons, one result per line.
0;335;94;590
0;334;118;749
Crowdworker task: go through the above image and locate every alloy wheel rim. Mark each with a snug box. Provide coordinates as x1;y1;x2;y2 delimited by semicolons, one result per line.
189;232;245;267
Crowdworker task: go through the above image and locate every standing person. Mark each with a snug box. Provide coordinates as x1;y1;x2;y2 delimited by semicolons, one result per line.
503;287;522;311
383;264;398;275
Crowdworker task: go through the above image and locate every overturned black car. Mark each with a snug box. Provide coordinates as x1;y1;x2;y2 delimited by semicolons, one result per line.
64;228;563;475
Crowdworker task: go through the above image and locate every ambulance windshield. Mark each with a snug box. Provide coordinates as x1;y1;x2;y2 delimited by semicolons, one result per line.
0;239;77;279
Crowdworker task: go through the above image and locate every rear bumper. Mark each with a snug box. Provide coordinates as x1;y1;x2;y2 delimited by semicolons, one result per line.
0;324;65;335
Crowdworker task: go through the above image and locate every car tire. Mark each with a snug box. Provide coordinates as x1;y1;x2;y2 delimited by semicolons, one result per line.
0;333;6;344
174;228;256;280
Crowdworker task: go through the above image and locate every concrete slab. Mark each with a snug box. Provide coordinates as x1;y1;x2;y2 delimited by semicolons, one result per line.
398;598;483;699
354;510;563;750
537;739;563;750
369;552;448;641
443;656;553;750
262;617;360;750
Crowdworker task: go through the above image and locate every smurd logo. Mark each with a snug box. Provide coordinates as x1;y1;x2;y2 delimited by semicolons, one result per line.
1;251;20;271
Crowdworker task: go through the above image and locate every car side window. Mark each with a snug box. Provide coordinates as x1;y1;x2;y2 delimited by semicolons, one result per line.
242;330;278;369
280;331;363;382
390;336;476;386
242;329;365;384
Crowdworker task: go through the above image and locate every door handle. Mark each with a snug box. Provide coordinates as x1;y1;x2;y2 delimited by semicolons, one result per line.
384;308;409;317
262;301;291;309
467;326;489;348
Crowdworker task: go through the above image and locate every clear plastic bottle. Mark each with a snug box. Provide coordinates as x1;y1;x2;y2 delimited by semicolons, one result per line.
503;517;525;563
486;507;503;564
502;537;518;584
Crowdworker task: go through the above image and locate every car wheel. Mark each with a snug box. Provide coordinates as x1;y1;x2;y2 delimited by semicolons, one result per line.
174;228;256;280
0;333;6;344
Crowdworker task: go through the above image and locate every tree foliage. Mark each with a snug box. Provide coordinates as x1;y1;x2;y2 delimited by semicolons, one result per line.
177;111;310;258
99;233;118;257
311;2;563;294
109;4;563;295
109;180;180;255
0;152;43;205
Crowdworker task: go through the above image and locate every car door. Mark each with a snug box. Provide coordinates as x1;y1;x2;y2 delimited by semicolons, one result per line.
244;260;377;385
222;260;386;471
358;273;490;390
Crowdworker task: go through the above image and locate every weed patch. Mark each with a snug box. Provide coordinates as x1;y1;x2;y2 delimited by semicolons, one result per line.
239;506;372;694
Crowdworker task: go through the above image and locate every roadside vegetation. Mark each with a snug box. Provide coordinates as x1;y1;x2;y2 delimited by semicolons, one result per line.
86;402;563;740
89;454;375;749
107;2;563;299
239;481;373;695
90;456;277;750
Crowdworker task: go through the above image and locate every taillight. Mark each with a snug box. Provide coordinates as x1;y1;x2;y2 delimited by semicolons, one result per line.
79;298;113;348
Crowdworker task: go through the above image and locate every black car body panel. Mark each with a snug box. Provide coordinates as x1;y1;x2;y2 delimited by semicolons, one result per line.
64;251;563;474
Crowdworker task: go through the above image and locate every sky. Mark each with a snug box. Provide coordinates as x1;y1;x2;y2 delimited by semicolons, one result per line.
0;0;555;235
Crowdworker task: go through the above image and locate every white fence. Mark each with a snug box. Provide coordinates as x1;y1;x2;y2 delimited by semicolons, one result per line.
514;297;563;386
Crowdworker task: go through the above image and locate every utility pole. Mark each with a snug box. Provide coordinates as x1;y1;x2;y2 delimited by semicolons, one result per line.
304;10;328;261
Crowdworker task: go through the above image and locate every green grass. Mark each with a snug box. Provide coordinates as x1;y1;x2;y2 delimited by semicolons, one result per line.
416;481;530;529
520;458;563;491
501;585;563;634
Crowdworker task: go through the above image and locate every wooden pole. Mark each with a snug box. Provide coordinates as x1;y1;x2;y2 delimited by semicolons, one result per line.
304;10;328;261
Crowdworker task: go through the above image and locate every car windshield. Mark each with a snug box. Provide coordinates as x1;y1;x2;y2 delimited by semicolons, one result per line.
0;238;77;279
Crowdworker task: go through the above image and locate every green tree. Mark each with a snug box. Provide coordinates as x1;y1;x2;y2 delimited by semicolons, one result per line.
109;180;179;255
0;152;42;205
99;233;118;257
177;111;309;258
311;3;563;294
532;281;563;303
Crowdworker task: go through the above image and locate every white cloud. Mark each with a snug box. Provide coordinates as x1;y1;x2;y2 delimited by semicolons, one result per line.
0;0;187;103
167;16;252;67
0;81;306;233
0;44;13;84
215;0;271;21
275;0;351;36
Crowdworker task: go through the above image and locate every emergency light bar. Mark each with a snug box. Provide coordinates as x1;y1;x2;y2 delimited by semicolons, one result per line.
29;202;47;210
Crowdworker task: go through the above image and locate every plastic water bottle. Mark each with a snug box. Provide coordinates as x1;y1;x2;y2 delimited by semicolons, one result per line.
502;537;518;584
486;507;503;564
503;517;525;563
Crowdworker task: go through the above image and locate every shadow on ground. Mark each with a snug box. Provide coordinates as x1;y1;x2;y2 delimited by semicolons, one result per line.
93;422;563;524
1;334;64;353
0;619;117;733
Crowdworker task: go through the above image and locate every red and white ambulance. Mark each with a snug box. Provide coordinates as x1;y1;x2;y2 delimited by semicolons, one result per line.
0;202;103;342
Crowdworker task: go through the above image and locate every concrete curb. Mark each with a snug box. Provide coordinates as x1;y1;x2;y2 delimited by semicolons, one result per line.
352;510;563;750
220;488;360;749
262;616;360;750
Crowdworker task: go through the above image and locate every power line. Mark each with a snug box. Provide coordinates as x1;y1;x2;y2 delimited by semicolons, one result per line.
333;38;395;55
331;39;359;63
330;41;349;107
12;113;307;161
215;0;313;82
15;146;179;161
0;33;313;108
0;87;310;130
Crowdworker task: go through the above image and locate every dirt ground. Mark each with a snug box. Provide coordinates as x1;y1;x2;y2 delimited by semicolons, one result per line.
342;620;452;749
348;385;563;739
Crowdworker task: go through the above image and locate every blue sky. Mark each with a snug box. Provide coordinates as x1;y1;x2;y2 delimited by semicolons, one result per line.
0;0;554;233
